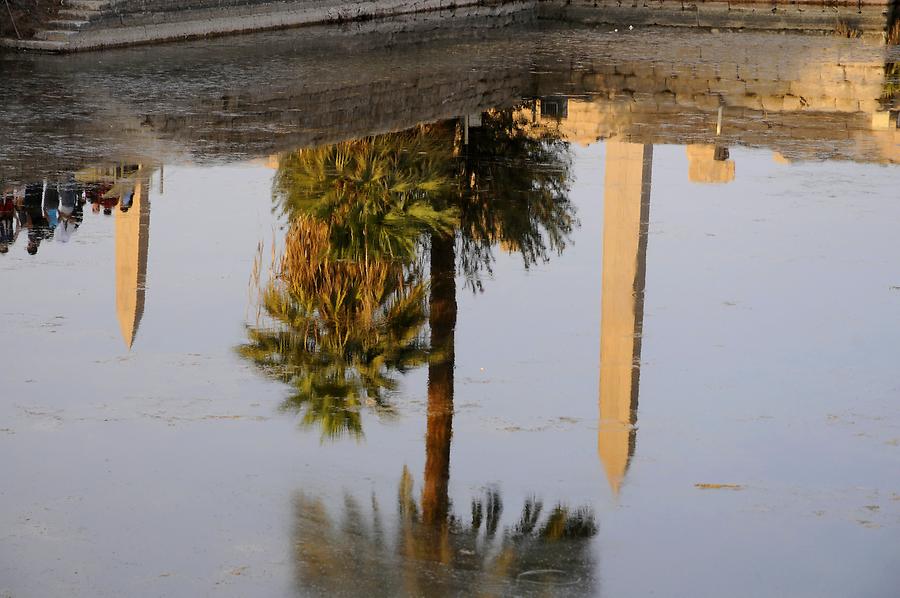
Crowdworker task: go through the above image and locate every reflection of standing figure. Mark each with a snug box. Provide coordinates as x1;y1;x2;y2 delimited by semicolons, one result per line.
57;176;80;243
120;189;134;213
0;189;18;254
44;181;60;233
100;194;119;216
22;183;51;255
86;183;114;215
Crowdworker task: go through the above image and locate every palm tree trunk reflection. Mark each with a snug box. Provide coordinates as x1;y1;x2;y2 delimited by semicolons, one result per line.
422;231;456;529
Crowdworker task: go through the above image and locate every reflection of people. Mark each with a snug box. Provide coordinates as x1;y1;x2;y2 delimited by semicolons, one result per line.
57;176;80;243
86;183;115;215
0;187;20;254
22;182;52;255
120;189;134;213
100;196;118;216
44;181;60;233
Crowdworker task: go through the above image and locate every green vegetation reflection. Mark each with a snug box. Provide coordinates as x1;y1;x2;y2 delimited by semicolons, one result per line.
240;128;452;440
240;106;578;440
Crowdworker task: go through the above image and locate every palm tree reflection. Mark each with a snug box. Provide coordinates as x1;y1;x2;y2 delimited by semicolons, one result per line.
274;128;457;262
292;473;597;597
239;216;433;440
242;107;594;594
240;106;578;442
455;108;577;290
240;129;456;440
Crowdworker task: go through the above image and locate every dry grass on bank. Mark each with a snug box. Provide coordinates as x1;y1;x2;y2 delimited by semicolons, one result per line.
887;19;900;45
833;19;862;39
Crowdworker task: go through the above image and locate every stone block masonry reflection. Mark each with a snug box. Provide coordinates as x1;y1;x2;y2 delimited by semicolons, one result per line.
114;170;150;349
2;28;897;183
598;142;652;496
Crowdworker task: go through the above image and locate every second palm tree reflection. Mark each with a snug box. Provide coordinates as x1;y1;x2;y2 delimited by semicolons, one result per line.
455;108;577;290
292;474;597;597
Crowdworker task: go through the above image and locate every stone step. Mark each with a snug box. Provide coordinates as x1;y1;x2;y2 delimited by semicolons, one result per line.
47;19;92;30
33;29;81;42
0;37;67;51
57;8;104;20
64;0;112;10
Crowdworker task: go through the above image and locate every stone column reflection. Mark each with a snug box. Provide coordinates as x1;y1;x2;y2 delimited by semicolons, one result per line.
115;168;151;350
598;142;652;496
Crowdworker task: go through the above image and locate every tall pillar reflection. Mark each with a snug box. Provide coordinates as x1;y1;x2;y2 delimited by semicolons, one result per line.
115;169;151;349
598;141;652;496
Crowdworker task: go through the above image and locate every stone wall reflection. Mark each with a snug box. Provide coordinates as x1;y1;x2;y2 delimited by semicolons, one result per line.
3;26;897;183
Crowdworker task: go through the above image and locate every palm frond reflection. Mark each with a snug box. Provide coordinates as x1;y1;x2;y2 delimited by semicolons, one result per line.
293;472;598;597
273;128;458;262
240;216;432;441
241;107;579;440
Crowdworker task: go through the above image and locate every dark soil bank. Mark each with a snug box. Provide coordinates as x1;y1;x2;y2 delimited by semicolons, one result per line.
1;0;57;38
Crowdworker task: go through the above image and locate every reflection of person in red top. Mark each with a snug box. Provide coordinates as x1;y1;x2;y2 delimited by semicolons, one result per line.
0;188;20;254
86;183;117;216
99;196;118;216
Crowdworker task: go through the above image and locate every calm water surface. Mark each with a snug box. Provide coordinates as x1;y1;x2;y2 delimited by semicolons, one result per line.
1;19;899;598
